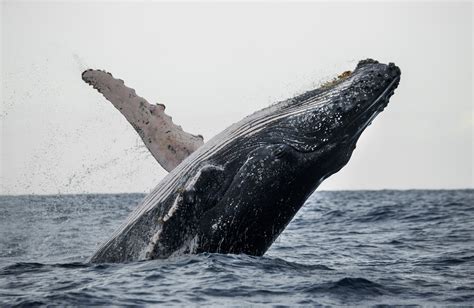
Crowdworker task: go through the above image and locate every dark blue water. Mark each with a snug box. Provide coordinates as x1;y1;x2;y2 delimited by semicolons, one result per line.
1;190;473;306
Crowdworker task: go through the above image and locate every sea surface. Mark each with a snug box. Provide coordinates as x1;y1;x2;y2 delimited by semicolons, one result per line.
0;190;473;306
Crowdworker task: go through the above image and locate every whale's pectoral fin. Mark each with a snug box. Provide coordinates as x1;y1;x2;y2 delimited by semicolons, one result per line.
181;164;229;213
197;144;300;255
81;69;204;172
147;164;228;259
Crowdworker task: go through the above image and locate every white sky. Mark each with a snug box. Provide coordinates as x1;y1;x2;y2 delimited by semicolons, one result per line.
1;1;473;195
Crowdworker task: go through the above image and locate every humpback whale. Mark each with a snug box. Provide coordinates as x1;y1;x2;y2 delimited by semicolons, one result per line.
82;59;401;263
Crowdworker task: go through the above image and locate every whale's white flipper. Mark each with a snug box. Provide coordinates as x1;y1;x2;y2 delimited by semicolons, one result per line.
82;69;204;172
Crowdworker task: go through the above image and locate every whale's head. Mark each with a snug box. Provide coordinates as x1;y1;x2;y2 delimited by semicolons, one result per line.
196;61;401;256
260;59;401;183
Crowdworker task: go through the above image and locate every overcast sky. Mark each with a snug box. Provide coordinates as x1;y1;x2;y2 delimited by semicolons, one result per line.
1;1;472;195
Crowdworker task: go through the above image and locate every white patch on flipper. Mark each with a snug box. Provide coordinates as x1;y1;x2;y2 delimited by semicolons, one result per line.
163;164;223;222
82;69;204;172
163;194;181;222
143;164;223;258
142;227;163;260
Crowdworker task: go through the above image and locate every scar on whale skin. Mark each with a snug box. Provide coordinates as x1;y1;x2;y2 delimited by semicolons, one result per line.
81;69;204;172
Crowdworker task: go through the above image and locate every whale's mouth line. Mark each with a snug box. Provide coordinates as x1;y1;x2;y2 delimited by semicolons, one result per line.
346;75;401;139
286;75;400;154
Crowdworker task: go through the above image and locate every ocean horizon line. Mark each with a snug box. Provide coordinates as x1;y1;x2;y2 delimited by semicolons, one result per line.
0;188;472;198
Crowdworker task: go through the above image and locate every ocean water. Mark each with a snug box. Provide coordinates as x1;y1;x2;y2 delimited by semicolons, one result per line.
0;190;473;306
